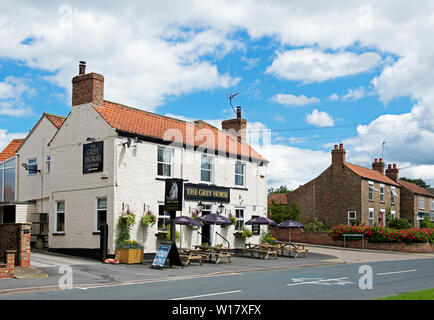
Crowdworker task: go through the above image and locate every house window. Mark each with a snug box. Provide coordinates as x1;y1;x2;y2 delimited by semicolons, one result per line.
347;211;356;226
201;155;213;183
157;147;173;177
380;209;386;227
379;184;385;202
158;203;170;228
1;158;16;202
431;200;434;212
391;186;397;205
95;198;107;232
27;158;38;175
368;181;374;201
235;162;245;187
55;201;65;233
391;210;396;219
235;208;245;230
45;156;51;173
369;208;374;226
419;198;425;211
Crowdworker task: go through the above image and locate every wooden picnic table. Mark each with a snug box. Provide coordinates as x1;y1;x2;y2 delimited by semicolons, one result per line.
273;241;308;258
193;245;232;264
243;243;278;260
179;248;205;267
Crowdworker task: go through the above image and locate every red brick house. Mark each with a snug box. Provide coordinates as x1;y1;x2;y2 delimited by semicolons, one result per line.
283;143;400;227
397;179;434;228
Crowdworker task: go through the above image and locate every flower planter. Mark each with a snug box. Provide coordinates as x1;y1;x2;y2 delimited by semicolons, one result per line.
117;248;144;264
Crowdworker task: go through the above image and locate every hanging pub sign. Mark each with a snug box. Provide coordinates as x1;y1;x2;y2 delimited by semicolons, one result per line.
83;141;104;174
165;179;183;212
152;241;183;269
184;183;230;203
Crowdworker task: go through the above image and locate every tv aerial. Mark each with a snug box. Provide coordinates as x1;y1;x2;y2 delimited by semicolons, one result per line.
228;92;240;116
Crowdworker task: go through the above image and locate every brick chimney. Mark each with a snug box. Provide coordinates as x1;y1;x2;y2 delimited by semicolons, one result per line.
385;163;399;181
221;106;247;143
72;61;104;107
372;158;385;174
331;143;346;171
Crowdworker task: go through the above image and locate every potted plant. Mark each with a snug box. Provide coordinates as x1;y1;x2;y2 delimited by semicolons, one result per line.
116;239;144;264
234;227;253;239
156;225;169;240
141;209;157;228
116;208;136;249
228;213;237;226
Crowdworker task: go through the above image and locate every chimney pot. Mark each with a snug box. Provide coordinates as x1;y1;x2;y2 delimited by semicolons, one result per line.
393;163;397;169
222;106;247;143
379;158;383;163
339;143;343;149
334;145;338;150
236;106;242;119
79;61;86;75
374;158;378;163
388;164;392;169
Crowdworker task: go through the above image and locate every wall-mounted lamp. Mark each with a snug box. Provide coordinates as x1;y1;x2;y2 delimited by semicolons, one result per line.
197;201;204;213
86;137;96;142
21;163;41;173
122;138;132;148
217;203;225;214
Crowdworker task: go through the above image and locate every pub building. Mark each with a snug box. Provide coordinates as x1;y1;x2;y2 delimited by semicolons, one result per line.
2;62;269;258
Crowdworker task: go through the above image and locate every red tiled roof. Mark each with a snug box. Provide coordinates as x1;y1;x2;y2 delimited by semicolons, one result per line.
95;100;267;162
45;113;66;129
345;163;400;186
268;193;288;204
398;179;434;197
0;139;24;162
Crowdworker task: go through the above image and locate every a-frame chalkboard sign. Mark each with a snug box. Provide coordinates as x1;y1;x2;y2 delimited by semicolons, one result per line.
151;241;183;269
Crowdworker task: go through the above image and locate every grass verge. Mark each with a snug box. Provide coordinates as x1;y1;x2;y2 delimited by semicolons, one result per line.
376;288;434;300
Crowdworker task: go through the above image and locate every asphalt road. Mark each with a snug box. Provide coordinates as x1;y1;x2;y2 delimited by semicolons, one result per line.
1;257;433;300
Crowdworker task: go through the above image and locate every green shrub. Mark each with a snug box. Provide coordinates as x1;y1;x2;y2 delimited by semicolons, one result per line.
241;228;253;239
387;218;413;230
304;219;330;232
422;216;434;229
260;232;276;244
268;201;300;224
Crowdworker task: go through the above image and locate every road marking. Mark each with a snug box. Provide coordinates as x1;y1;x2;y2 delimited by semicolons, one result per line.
377;269;418;276
76;272;241;290
170;290;242;300
287;277;354;287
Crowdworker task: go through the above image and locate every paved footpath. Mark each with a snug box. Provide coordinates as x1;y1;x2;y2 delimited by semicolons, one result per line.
0;246;432;298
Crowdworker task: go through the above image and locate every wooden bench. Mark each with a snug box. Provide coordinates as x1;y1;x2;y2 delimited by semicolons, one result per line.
243;244;278;260
179;249;205;267
193;246;233;264
276;242;308;258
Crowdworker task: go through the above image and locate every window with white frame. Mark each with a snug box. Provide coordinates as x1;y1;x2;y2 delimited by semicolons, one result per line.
55;201;65;233
235;208;245;230
369;208;375;226
157;147;173;177
235;162;245;187
391;210;396;219
95;198;107;232
45;156;51;173
347;211;356;226
200;155;213;183
1;157;16;202
368;181;374;201
27;158;38;175
431;200;434;212
419;198;425;211
158;203;170;229
379;184;385;202
391;186;397;205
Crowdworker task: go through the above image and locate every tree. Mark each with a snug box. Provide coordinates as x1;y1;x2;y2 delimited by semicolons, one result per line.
268;185;291;195
268;200;300;224
400;177;431;189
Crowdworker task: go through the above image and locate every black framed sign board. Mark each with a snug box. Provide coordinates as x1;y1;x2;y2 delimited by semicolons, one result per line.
164;179;183;212
152;241;183;269
83;141;104;174
184;183;230;203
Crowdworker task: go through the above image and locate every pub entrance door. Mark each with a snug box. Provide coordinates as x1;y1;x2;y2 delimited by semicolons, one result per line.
201;205;212;245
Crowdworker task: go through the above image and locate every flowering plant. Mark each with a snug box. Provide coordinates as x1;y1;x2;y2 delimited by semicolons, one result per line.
116;239;143;249
330;225;433;243
141;209;157;228
228;213;237;226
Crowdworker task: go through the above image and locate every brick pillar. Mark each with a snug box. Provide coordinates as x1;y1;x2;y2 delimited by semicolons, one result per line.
6;250;16;278
19;224;31;267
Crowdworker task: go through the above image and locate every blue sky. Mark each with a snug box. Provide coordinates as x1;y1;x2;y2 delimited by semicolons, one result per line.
1;1;433;188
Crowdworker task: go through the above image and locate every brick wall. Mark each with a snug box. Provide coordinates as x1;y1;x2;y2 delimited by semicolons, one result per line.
0;223;31;267
269;227;433;254
0;250;16;279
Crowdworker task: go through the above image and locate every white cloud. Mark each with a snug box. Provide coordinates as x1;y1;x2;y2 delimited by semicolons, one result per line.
0;77;34;117
0;129;27;151
328;93;339;101
272;114;286;123
328;87;366;102
266;48;382;83
305;109;334;127
271;93;320;106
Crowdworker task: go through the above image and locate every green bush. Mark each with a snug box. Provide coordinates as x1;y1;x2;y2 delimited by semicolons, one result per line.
387;218;413;230
268;201;300;224
260;232;276;244
241;228;253;239
422;216;434;229
304;219;330;232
